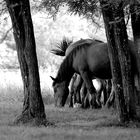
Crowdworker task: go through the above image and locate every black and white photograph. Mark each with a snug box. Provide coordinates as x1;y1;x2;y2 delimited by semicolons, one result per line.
0;0;140;139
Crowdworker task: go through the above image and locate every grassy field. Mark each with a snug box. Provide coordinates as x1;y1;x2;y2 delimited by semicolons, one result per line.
0;102;140;140
0;70;140;140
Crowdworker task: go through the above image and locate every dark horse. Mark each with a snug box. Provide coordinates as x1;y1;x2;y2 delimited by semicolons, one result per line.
51;39;137;107
51;38;104;108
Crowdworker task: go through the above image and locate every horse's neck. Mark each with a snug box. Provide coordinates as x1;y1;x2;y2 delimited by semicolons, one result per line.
57;66;74;86
61;72;74;87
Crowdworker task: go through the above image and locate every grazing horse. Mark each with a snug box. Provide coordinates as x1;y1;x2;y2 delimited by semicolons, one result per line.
51;38;104;108
66;39;109;108
51;39;137;108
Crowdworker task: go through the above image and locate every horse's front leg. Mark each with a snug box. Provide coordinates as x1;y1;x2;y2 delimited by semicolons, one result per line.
80;82;90;108
75;77;83;104
79;70;98;108
69;74;76;108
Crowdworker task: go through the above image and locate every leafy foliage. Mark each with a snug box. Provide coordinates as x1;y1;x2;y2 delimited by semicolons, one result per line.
39;0;101;22
0;0;7;17
67;0;99;19
38;0;137;23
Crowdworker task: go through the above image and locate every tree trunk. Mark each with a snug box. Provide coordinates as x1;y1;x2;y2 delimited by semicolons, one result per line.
6;0;47;125
100;0;136;122
130;0;140;103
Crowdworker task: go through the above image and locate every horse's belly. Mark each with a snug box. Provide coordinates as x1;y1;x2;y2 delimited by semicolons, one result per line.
87;54;111;79
90;63;112;79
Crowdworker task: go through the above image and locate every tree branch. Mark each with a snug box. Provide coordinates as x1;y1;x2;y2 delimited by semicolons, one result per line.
0;26;12;43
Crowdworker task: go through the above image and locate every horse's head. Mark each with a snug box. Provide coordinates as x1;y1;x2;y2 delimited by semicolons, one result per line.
51;76;69;107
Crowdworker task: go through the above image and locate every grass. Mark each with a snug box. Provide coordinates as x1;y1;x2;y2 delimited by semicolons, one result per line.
0;69;54;104
0;102;140;140
0;69;140;140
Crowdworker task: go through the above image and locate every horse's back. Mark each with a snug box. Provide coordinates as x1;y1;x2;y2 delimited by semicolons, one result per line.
65;39;103;56
65;39;93;56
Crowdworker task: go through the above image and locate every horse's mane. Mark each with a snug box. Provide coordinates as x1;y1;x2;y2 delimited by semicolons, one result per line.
54;53;74;85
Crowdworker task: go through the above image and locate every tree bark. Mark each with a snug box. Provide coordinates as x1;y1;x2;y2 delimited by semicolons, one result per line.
5;0;47;125
100;0;136;122
130;0;140;103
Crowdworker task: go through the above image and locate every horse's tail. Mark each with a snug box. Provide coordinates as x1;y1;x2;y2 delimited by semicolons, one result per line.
51;37;73;56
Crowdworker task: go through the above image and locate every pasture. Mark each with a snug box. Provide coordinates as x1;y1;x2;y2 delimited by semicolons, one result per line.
0;70;140;140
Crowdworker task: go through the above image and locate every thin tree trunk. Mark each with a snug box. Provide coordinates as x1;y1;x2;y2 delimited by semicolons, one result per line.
100;0;136;122
115;10;136;120
130;0;140;103
6;0;47;125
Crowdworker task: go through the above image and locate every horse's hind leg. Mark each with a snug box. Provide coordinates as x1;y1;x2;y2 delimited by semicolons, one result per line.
83;92;90;108
99;80;108;106
80;82;89;108
106;84;115;108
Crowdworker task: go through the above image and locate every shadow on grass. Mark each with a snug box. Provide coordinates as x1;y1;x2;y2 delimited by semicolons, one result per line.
95;116;140;129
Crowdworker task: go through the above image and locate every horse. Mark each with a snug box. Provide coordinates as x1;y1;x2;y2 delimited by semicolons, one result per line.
65;39;111;108
51;38;104;108
51;39;137;108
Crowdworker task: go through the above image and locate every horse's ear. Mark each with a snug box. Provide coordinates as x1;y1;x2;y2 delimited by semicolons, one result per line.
50;76;56;81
